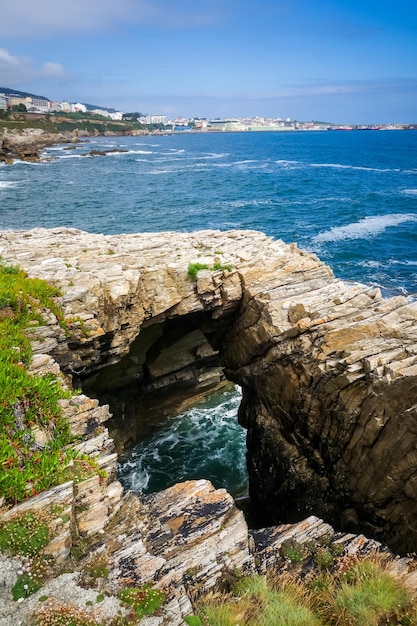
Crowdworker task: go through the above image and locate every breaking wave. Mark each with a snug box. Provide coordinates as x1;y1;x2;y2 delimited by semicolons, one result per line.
313;213;417;243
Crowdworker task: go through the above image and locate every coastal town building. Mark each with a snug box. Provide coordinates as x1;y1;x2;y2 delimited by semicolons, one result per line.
0;87;413;131
72;103;88;113
140;114;167;124
208;119;245;131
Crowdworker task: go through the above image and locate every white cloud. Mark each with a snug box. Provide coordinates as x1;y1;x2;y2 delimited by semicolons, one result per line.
41;62;67;78
0;48;19;66
0;0;224;38
0;47;70;86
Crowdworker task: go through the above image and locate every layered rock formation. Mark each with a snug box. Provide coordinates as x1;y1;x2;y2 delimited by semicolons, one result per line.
1;227;417;554
6;475;417;626
0;129;76;162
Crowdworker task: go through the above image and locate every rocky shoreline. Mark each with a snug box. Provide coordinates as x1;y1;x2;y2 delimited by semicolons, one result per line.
0;127;161;163
1;226;417;623
0;128;78;163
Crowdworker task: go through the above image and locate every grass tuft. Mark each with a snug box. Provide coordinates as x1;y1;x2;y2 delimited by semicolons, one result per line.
196;554;417;626
187;261;233;281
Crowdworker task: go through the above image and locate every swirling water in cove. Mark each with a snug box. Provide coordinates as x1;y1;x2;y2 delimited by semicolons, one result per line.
1;130;416;499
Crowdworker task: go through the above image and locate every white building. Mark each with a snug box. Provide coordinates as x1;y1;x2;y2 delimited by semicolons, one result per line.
90;109;111;117
58;102;72;113
72;103;87;113
140;115;167;124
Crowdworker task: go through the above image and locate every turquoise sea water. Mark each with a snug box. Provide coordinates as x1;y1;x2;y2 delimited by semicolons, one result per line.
1;130;416;497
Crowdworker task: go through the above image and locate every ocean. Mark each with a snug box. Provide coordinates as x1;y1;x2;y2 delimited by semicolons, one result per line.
1;129;416;499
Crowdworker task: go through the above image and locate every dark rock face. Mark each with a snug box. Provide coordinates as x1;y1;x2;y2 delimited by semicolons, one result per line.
221;254;417;554
81;312;231;450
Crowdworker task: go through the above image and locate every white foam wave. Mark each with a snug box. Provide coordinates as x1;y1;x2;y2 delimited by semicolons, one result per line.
313;213;417;243
386;259;417;267
127;149;153;154
12;160;42;166
152;156;184;163
276;159;303;168
212;159;262;169
0;181;18;189
58;154;85;159
146;167;187;175
228;199;273;208
404;189;417;196
310;162;393;173
179;152;229;161
130;467;150;492
119;386;244;494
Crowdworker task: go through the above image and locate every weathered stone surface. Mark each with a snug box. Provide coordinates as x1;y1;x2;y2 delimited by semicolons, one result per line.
0;479;251;625
0;128;73;162
1;227;417;553
97;480;253;594
2;485;417;626
221;255;417;552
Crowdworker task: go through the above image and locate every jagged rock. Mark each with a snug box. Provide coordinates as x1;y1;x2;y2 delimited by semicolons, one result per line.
87;148;128;157
0;129;73;162
2;483;417;626
1;227;417;553
91;480;253;594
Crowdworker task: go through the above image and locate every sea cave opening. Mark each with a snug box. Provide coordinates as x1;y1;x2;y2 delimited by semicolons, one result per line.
78;310;251;515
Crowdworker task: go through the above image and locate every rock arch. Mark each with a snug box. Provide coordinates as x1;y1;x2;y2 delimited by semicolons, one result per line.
2;227;417;553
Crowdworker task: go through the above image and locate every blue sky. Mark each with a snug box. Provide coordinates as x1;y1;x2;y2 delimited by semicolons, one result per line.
1;0;416;123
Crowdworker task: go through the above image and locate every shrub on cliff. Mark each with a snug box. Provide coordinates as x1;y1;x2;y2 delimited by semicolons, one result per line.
187;261;232;281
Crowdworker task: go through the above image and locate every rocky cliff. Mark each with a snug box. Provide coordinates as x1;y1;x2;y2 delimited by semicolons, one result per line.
0;128;78;162
1;226;417;559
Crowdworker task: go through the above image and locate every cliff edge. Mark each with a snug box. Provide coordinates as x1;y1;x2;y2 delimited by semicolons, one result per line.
1;227;417;555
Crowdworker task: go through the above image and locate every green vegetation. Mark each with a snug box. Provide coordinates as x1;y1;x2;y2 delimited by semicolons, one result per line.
196;555;417;625
117;585;166;620
0;510;56;600
280;539;311;565
185;616;203;626
328;558;413;625
0;109;163;135
0;259;101;504
12;556;52;600
0;511;49;556
187;263;210;280
187;261;233;281
31;584;165;626
201;574;321;626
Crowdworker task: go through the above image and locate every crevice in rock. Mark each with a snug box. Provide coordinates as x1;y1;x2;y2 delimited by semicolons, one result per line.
3;228;417;554
78;310;236;453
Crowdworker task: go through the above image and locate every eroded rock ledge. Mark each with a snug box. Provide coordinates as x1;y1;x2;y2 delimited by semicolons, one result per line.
1;227;417;556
